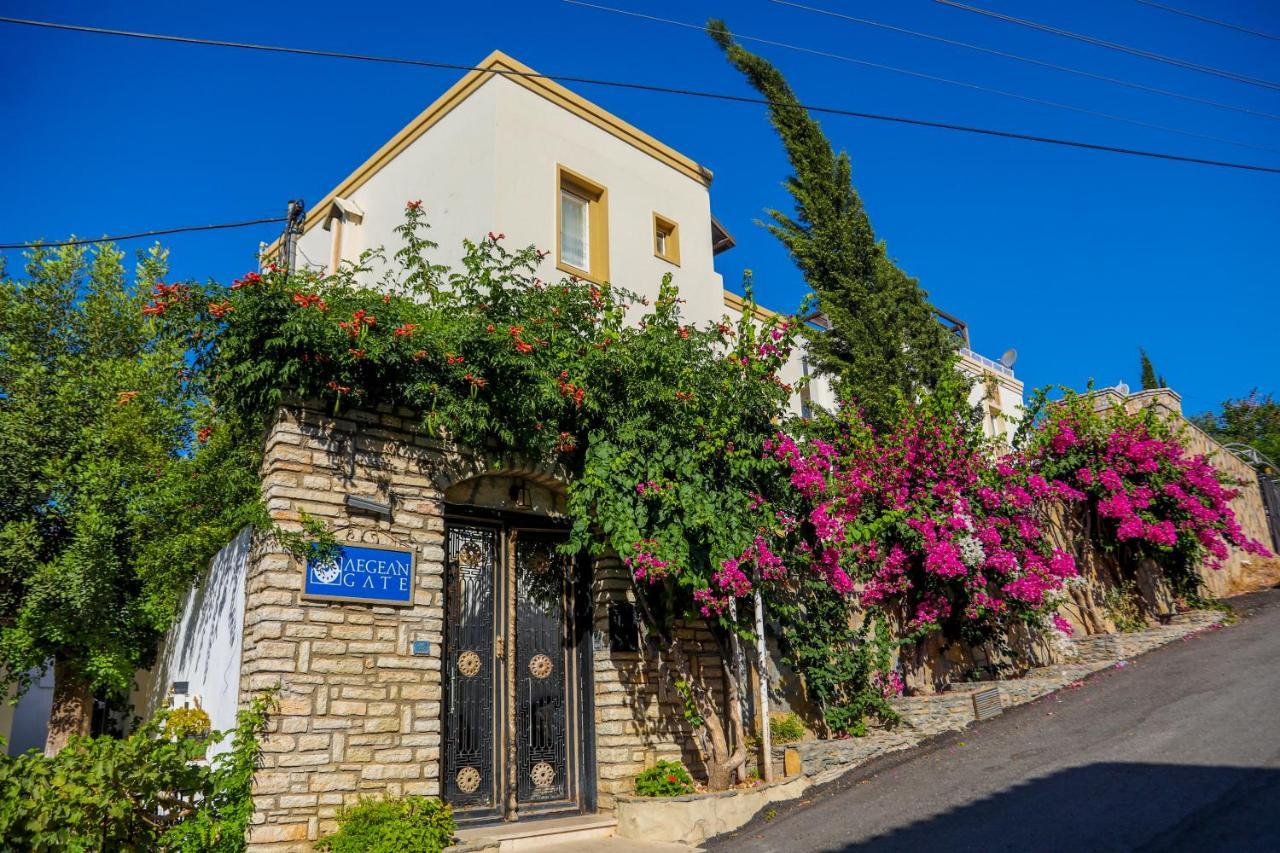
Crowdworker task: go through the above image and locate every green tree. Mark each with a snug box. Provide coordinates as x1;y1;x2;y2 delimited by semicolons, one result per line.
0;245;259;754
1192;390;1280;470
1139;348;1166;390
708;19;959;428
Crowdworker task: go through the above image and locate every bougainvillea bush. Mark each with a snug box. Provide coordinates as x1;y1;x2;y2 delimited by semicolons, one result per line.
153;205;803;789
1016;389;1271;602
744;383;1080;704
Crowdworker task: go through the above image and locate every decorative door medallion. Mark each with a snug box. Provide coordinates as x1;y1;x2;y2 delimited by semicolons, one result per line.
443;520;585;822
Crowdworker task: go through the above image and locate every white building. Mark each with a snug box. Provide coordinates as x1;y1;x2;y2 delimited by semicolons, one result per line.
268;50;1022;430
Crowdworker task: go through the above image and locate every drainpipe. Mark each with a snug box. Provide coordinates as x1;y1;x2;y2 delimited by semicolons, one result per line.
755;589;773;783
328;213;344;275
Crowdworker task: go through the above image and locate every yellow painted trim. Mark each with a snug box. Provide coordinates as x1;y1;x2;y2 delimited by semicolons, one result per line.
556;165;609;286
653;212;680;267
723;290;783;325
266;50;711;255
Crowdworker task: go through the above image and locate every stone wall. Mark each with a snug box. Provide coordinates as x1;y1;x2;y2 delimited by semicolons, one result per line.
590;555;727;810
242;403;454;850
238;401;726;848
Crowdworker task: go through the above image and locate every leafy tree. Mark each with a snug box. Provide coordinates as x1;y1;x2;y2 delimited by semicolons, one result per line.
0;245;260;753
1139;348;1166;390
1192;390;1280;470
708;19;959;428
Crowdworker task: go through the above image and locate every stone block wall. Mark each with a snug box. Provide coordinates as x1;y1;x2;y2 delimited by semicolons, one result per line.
242;403;452;850
237;400;722;847
590;556;726;809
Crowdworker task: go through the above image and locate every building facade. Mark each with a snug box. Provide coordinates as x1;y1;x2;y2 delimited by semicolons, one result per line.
63;49;1027;849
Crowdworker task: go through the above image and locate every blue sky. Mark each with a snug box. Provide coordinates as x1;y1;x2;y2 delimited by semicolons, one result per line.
1;0;1276;415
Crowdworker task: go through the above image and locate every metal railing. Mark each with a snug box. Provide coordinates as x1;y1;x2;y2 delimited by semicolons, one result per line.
959;347;1015;378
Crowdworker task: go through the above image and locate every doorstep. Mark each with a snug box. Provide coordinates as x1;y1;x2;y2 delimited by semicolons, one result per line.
453;813;618;851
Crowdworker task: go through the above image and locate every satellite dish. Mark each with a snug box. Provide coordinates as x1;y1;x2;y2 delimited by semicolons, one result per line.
1116;381;1131;395
999;348;1018;369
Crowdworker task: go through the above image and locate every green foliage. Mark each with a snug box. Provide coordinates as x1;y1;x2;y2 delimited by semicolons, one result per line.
0;244;264;710
772;576;897;736
633;760;696;797
1103;581;1145;633
157;209;801;645
315;797;456;853
0;692;275;852
1192;389;1280;471
1138;348;1166;390
707;20;959;429
768;712;806;744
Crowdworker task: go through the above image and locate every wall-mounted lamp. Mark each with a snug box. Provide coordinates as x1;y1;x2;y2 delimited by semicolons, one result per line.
509;481;532;510
345;494;392;518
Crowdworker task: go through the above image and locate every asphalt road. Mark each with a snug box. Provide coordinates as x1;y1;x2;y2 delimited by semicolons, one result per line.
710;589;1280;853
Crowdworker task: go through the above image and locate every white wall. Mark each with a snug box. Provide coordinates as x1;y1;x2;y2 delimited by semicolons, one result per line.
294;80;501;280
133;528;251;752
294;72;726;325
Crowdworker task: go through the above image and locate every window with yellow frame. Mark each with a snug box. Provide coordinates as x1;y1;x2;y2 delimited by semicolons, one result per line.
556;166;609;284
653;213;680;266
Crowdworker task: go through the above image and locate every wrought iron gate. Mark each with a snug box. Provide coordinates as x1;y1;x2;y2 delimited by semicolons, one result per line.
443;519;589;823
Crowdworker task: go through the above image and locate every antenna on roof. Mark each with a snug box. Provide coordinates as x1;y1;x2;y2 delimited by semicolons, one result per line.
999;348;1018;369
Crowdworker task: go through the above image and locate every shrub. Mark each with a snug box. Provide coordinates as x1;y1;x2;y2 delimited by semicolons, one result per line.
633;760;696;797
768;712;806;744
0;692;274;852
315;797;456;853
164;706;213;740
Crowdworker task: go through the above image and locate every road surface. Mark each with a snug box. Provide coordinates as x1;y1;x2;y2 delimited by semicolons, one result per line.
710;589;1280;852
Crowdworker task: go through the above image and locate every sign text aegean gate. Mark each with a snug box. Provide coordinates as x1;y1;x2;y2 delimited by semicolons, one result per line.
304;544;416;605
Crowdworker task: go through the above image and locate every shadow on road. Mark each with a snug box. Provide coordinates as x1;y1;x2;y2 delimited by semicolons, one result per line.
832;762;1280;852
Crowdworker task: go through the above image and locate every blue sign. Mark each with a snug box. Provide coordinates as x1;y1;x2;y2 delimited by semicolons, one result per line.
304;544;416;605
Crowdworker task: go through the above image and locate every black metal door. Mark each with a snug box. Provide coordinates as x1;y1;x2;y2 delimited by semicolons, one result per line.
444;520;586;822
514;533;571;806
444;524;499;812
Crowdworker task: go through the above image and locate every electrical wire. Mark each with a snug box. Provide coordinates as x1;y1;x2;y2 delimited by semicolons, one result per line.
566;1;1280;155
770;0;1280;122
1133;0;1280;42
1;15;1278;175
0;216;287;250
935;0;1280;91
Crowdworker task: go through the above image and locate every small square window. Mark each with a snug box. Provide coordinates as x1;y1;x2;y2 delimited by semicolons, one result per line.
653;213;680;266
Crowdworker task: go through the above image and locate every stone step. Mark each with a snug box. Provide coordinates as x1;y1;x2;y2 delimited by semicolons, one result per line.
454;813;618;851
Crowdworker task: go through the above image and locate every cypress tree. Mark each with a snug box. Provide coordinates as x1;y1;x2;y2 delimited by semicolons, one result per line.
709;20;958;427
1139;348;1161;390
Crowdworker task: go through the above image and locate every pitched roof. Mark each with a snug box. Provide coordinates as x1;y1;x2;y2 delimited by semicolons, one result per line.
271;50;712;252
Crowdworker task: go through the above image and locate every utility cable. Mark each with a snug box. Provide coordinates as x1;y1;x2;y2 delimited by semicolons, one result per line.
770;0;1280;122
567;1;1280;155
1;15;1278;175
0;216;287;250
935;0;1280;91
1133;0;1280;43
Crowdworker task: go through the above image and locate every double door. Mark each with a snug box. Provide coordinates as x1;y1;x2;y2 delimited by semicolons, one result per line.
442;518;593;822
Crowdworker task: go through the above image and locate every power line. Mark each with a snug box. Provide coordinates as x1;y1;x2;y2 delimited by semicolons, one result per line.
770;0;1280;122
935;0;1280;91
1133;0;1280;42
0;216;287;250
1;15;1278;175
566;1;1280;155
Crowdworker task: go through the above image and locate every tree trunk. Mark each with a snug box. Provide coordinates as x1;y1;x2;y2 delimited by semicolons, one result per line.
45;657;92;756
664;630;746;791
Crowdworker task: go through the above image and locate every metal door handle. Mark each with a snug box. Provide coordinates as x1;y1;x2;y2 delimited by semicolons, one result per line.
495;637;505;659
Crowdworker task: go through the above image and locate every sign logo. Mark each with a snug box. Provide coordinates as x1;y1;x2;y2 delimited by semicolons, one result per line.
304;544;416;605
